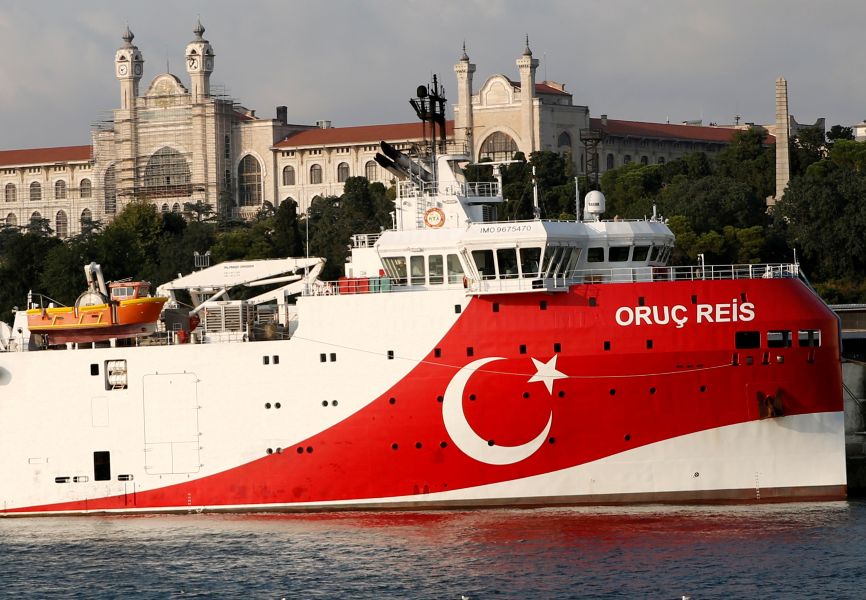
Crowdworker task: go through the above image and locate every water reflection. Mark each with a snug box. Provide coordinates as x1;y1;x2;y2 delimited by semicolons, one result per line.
0;501;859;599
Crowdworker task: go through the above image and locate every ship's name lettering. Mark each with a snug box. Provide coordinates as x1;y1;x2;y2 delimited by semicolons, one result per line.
477;224;533;234
615;301;755;329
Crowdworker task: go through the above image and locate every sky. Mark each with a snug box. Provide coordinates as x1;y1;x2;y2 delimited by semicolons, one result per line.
1;0;865;151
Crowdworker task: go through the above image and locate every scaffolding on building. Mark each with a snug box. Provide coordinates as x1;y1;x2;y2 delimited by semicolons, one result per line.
88;81;241;226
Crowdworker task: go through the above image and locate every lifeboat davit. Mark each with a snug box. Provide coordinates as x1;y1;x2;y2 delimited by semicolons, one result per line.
26;263;167;345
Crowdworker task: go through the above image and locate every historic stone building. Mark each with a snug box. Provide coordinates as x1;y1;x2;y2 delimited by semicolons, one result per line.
0;25;757;237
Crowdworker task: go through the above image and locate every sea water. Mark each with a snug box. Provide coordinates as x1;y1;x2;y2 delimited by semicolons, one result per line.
1;501;864;599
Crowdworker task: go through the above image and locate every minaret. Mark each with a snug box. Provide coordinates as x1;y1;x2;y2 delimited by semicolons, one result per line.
454;43;476;158
185;19;214;103
516;35;539;154
772;76;791;206
114;25;144;110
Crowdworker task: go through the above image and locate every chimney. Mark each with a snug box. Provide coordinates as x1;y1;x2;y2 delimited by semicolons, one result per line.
276;105;287;124
600;114;608;127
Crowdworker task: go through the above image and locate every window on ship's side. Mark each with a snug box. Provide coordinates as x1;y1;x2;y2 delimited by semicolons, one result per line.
735;331;760;349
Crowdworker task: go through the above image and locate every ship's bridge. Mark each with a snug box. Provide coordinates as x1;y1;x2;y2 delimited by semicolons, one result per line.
346;216;674;296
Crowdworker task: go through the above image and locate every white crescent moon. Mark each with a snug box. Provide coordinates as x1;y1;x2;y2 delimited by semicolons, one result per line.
442;356;553;465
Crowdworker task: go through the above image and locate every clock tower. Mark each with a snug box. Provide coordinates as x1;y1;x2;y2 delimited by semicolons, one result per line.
115;25;143;110
185;19;214;103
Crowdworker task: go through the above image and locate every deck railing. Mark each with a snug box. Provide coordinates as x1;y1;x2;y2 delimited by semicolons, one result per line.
303;263;801;298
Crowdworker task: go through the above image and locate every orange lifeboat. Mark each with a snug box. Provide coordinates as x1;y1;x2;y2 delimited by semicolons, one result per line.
27;264;167;344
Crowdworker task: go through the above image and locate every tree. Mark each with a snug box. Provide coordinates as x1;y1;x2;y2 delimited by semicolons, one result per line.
184;200;217;222
0;232;62;320
827;124;854;144
272;198;304;257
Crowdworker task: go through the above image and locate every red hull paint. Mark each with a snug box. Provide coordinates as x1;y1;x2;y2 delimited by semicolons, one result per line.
7;277;843;514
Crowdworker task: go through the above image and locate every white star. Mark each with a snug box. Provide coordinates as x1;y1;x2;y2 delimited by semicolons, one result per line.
527;355;567;395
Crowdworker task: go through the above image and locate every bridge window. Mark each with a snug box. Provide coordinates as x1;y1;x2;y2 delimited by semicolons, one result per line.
541;246;580;277
428;255;444;285
471;249;496;279
587;247;605;263
447;254;464;284
520;247;542;278
382;256;407;284
633;246;650;261
410;255;425;285
609;246;631;262
496;248;519;278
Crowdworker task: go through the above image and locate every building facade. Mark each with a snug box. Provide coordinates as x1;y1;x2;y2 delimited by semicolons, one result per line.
1;26;760;236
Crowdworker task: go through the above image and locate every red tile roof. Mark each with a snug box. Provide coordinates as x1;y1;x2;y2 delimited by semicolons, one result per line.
508;80;572;96
0;145;92;167
590;118;774;144
274;121;455;148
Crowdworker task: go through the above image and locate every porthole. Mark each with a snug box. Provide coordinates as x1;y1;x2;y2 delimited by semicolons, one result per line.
389;397;396;405
265;402;271;409
609;389;616;396
487;439;495;446
522;392;530;399
391;443;399;450
624;434;631;442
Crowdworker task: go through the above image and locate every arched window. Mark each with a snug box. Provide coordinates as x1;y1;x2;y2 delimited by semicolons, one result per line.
161;203;169;213
640;156;649;165
282;165;295;186
310;164;323;185
606;154;615;169
4;183;15;202
55;210;68;238
80;178;92;198
172;203;181;213
80;208;92;225
144;147;192;198
658;156;666;164
337;162;350;183
55;180;67;200
365;160;378;181
5;213;17;227
30;211;42;227
104;165;117;214
238;155;262;206
557;131;572;149
29;182;41;202
479;132;519;162
623;155;632;165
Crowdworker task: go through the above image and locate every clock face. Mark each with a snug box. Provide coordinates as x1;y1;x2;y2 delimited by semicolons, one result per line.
204;57;213;71
187;55;198;70
133;63;142;77
117;64;128;76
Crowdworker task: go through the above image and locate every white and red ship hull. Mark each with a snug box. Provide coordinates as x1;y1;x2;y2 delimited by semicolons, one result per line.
0;276;846;515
